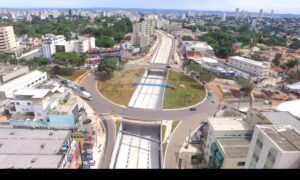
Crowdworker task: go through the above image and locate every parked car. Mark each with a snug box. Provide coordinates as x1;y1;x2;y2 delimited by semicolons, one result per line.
78;107;86;113
211;101;215;103
61;80;68;84
80;86;86;91
166;65;171;68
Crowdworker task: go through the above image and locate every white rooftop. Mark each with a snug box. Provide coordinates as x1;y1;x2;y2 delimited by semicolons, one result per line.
202;57;219;64
13;89;51;99
0;70;45;92
229;56;270;67
286;81;300;90
276;100;300;119
209;117;253;131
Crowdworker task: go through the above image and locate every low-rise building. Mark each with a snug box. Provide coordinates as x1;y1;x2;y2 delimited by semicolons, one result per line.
244;125;300;169
0;70;47;100
0;65;29;85
42;34;67;59
131;33;150;49
228;56;271;79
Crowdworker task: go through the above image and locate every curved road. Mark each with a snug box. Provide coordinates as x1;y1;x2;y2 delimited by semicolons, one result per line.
80;30;219;169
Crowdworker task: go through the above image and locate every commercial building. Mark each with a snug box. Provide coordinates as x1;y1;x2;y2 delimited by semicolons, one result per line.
0;26;17;53
9;82;79;129
0;128;72;169
244;125;300;169
0;70;47;99
228;56;271;78
0;65;29;85
183;41;214;57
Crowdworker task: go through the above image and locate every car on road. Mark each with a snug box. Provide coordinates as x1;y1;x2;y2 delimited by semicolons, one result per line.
166;65;171;68
78;107;86;113
189;108;197;111
61;80;68;84
208;90;213;96
211;101;215;103
80;86;86;91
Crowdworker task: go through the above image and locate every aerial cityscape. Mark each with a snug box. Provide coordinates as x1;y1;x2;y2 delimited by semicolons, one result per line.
0;0;300;169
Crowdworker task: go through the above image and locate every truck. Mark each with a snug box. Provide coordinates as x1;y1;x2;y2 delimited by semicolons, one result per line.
80;91;93;101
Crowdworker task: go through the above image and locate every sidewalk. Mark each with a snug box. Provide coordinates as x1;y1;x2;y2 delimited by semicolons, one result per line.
76;97;106;169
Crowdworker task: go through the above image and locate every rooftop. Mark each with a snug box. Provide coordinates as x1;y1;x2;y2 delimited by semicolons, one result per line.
50;95;77;114
229;56;271;68
209;117;253;131
13;89;51;99
261;111;300;131
259;125;300;152
0;70;46;92
276;100;300;119
217;139;251;158
0;64;27;77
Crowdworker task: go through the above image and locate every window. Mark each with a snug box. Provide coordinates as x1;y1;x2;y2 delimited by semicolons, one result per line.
237;162;245;166
27;102;31;105
256;139;263;149
15;102;20;105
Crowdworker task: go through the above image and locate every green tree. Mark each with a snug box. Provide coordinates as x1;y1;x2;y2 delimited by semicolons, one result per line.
98;58;119;77
235;78;254;95
96;36;115;48
272;53;281;66
286;59;298;72
53;52;81;69
289;39;300;49
182;36;194;41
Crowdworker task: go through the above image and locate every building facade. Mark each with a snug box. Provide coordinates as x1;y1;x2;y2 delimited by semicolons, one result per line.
0;26;17;53
228;56;271;78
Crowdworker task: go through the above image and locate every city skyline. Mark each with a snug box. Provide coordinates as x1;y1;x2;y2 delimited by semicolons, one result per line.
1;0;300;14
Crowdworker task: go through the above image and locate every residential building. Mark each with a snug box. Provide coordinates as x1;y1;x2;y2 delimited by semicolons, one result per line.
73;36;96;53
235;8;240;21
228;56;271;78
0;65;29;85
258;9;264;19
131;33;150;49
9;82;79;129
0;26;17;53
133;21;154;36
0;128;72;169
167;22;182;33
0;70;47;100
244;125;300;169
221;12;226;22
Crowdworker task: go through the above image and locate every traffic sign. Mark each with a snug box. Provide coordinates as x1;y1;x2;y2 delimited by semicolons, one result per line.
71;131;85;143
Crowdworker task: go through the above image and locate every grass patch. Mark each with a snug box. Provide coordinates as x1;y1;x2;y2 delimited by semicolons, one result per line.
163;142;168;158
97;69;145;105
115;120;121;134
163;71;206;109
61;70;87;81
162;125;167;141
171;120;180;134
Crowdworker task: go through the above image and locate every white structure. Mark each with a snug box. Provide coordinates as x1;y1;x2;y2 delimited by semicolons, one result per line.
235;8;240;20
184;41;214;57
0;26;17;53
167;22;182;32
245;125;300;169
0;65;29;85
258;9;264;19
73;36;95;53
228;56;271;78
0;70;47;99
205;117;253;169
42;34;67;59
276;100;300;119
284;81;300;94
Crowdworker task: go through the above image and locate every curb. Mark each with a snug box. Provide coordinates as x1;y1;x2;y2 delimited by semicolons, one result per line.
163;120;182;169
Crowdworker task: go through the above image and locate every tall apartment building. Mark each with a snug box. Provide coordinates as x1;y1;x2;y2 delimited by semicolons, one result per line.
258;9;264;19
221;12;226;22
133;21;154;36
228;56;271;78
131;33;150;49
0;26;17;53
245;125;300;169
167;22;182;33
73;36;95;54
235;8;240;21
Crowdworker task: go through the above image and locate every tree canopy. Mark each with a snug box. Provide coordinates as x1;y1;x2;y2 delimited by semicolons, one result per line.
98;58;119;77
53;52;81;68
235;78;254;95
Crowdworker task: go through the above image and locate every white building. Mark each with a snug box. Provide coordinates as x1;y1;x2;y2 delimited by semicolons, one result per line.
184;41;214;57
245;125;300;169
258;9;264;19
0;70;47;99
42;34;67;59
73;36;95;53
205;117;253;169
228;56;271;78
167;22;182;33
235;8;240;20
133;21;154;36
221;12;226;22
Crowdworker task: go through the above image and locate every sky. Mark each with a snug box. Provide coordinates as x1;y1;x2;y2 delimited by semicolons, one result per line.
1;0;300;14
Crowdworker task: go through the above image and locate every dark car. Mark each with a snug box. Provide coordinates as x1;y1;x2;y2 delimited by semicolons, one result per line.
189;108;197;111
83;119;92;125
80;86;86;91
61;80;68;84
166;65;171;68
78;107;86;113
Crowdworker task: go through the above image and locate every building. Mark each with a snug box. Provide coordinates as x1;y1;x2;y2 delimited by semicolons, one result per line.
9;82;79;129
228;56;271;78
68;9;72;16
131;33;150;49
133;21;154;36
0;128;72;169
244;125;300;169
205;117;253;169
235;8;240;21
42;34;67;59
276;100;300;119
221;12;226;22
0;70;47;100
0;65;29;85
0;26;17;53
184;41;214;57
258;9;264;19
73;36;96;53
84;57;101;67
167;22;182;33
